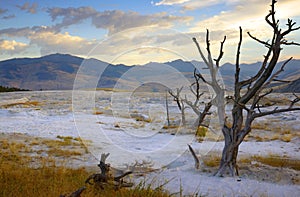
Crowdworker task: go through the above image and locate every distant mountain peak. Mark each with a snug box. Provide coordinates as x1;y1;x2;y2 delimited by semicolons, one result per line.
0;54;299;91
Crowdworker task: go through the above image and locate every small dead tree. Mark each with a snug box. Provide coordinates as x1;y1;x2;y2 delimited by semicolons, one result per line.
168;70;212;128
191;0;300;176
168;87;186;125
85;153;133;189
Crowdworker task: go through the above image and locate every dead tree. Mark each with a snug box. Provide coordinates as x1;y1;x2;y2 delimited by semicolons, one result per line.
168;87;186;125
168;70;212;128
192;0;300;176
85;153;133;189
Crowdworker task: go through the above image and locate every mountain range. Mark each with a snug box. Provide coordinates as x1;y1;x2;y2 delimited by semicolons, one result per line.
0;53;299;92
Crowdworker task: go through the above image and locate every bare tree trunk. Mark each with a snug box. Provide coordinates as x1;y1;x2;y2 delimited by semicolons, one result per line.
191;0;300;177
215;139;239;177
180;100;186;125
165;91;170;127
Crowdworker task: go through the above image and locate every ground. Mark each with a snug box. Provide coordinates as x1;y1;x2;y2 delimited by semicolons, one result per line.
0;90;299;196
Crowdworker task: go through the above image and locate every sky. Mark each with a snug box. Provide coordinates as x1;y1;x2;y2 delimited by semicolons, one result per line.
0;0;299;65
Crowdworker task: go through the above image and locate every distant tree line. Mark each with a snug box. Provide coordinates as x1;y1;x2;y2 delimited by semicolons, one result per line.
0;85;30;92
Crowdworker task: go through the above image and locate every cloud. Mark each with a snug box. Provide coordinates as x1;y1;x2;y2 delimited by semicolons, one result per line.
28;30;97;56
190;0;300;34
154;0;231;10
155;0;191;6
17;2;38;14
47;7;193;34
92;10;192;34
2;14;16;20
182;0;225;11
0;26;97;56
0;39;28;54
186;0;300;63
48;7;97;31
0;27;32;37
0;8;8;15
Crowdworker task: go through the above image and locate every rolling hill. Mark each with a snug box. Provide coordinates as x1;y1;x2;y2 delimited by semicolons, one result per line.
0;53;299;92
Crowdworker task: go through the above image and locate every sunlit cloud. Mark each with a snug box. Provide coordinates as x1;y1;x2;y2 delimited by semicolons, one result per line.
189;0;300;47
29;30;97;56
0;39;28;54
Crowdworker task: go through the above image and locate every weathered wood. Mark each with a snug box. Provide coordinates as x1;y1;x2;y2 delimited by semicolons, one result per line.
85;153;133;189
165;91;170;126
188;144;200;169
191;0;300;177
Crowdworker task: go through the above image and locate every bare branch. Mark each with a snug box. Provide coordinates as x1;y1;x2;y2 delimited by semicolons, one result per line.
266;0;279;32
228;97;250;112
280;40;300;46
193;37;210;67
188;144;200;169
290;93;300;108
282;18;300;37
195;72;213;86
168;87;183;110
183;97;200;115
252;88;274;111
247;32;271;48
206;29;214;66
273;79;291;83
214;36;226;67
253;107;300;119
191;69;204;103
262;57;293;89
251;93;300;119
234;27;243;99
238;50;271;89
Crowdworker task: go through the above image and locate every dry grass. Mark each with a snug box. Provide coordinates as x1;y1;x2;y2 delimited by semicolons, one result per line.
47;148;82;157
202;154;221;167
162;125;180;129
281;134;293;142
196;126;208;137
201;153;300;171
0;135;170;197
252;154;300;171
244;119;298;142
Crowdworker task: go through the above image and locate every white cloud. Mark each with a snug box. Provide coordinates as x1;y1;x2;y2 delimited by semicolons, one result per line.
155;0;191;6
0;40;28;54
28;30;97;56
154;0;235;10
190;0;300;36
187;0;300;63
